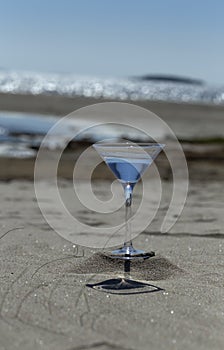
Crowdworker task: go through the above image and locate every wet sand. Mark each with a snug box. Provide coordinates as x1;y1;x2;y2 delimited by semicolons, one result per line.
0;143;224;181
0;92;224;181
1;92;224;140
0;93;224;349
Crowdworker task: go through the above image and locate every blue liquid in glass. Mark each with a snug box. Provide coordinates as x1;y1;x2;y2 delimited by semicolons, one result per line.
105;157;151;185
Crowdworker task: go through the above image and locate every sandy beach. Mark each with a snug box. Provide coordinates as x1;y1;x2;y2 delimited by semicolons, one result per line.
0;92;224;350
0;179;223;350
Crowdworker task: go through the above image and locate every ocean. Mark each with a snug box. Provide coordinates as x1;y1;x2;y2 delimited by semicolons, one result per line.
0;69;224;104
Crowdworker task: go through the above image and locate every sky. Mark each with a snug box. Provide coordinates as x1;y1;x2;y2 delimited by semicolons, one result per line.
0;0;224;84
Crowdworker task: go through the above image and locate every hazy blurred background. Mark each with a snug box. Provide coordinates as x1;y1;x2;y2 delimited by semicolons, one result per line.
0;0;224;179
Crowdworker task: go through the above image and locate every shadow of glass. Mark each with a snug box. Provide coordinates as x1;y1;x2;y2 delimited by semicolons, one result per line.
86;278;164;295
86;259;164;295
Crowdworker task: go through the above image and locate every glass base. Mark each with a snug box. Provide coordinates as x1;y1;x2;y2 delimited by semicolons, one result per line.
87;278;163;295
108;245;155;260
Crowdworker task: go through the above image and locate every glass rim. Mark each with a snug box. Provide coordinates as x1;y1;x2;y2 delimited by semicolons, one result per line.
93;142;166;148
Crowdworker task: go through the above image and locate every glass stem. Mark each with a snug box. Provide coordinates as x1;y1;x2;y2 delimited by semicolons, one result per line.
124;183;133;250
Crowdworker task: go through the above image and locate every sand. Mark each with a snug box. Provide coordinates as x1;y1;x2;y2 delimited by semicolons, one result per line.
0;178;223;350
0;92;224;350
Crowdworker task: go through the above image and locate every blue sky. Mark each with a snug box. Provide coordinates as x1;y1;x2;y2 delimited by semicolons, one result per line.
0;0;224;83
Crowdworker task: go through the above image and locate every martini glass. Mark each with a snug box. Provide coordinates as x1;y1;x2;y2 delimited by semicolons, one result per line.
93;140;165;260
